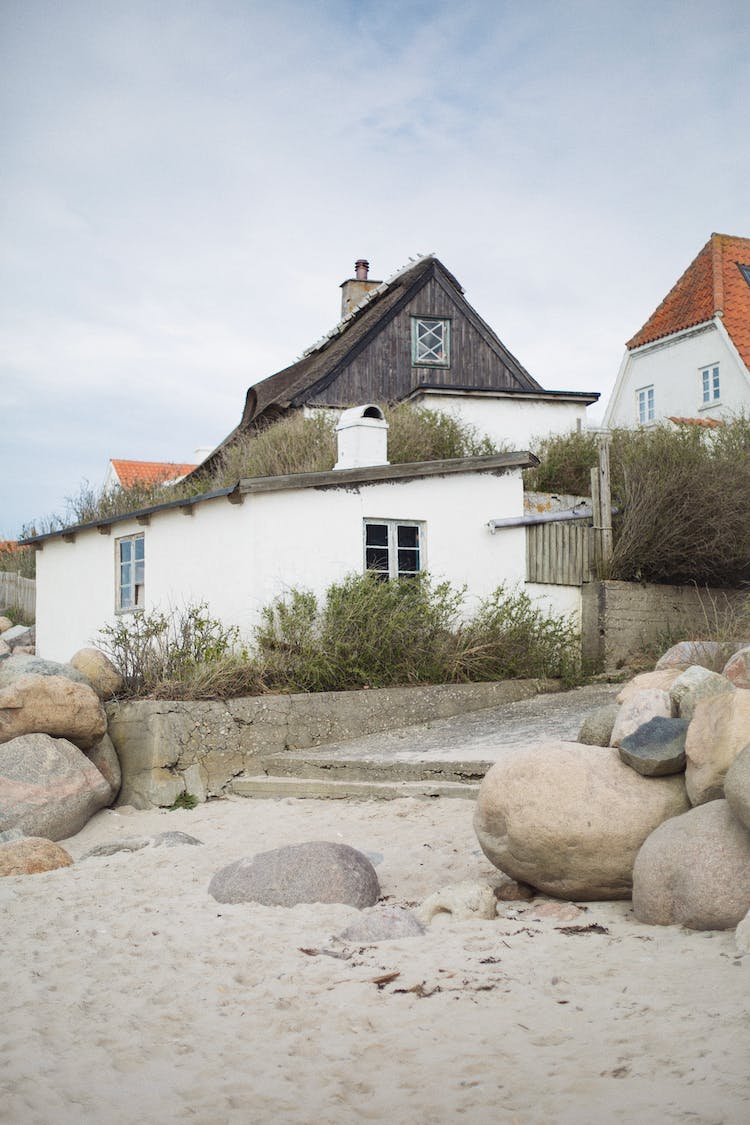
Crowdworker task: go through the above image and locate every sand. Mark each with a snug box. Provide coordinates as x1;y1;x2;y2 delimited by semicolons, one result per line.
1;794;748;1125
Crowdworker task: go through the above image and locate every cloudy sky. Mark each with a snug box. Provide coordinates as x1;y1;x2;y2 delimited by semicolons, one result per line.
1;0;748;537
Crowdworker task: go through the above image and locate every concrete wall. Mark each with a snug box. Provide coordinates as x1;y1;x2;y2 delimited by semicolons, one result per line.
410;392;589;449
604;321;750;428
106;678;554;808
35;467;535;661
582;579;748;670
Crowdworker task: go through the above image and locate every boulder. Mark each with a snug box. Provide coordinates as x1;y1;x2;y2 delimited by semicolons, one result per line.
85;734;121;800
609;690;672;748
669;665;735;721
578;704;620;747
151;831;203;848
0;733;113;841
685;692;750;806
208;841;380;908
724;745;750;831
416;881;498;924
0;673;107;750
0;836;73;876
0;654;89;690
69;647;123;700
632;800;750;930
723;646;750;691
655;640;730;672
0;624;34;651
338;905;425;942
616;669;681;705
474;742;689;900
618;716;689;777
0;616;13;634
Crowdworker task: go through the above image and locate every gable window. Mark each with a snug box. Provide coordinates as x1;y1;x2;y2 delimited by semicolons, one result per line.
738;263;750;288
116;533;145;611
637;385;655;425
412;317;450;366
364;520;422;579
701;364;720;405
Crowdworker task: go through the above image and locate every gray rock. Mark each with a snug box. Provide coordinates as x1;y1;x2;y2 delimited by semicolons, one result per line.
0;733;112;841
85;734;121;800
618;716;689;776
578;704;620;747
82;837;152;858
0;654;89;690
725;745;750;831
338;905;425;942
609;690;672;748
736;909;750;955
0;827;24;844
0;625;35;651
669;665;735;721
208;841;380;908
633;800;750;930
723;646;750;690
151;831;203;848
655;640;731;672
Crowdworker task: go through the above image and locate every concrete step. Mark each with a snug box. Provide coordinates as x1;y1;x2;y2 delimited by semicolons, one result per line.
257;750;492;786
231;774;479;801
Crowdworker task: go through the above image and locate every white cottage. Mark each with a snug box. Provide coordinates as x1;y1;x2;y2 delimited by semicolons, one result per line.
26;409;580;662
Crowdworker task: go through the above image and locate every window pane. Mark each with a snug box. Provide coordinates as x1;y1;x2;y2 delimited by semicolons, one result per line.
134;536;145;561
119;540;132;563
397;548;420;575
397;525;418;548
134;560;145;584
365;524;388;547
366;547;389;572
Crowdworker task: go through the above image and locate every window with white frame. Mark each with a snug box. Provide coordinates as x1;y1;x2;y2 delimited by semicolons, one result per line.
116;533;145;611
700;364;720;405
364;520;423;579
637;385;655;424
412;317;450;366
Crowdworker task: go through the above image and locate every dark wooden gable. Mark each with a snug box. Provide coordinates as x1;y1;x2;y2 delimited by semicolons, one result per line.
302;261;541;407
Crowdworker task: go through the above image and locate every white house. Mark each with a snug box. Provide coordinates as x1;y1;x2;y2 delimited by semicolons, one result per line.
26;408;580;663
604;233;750;429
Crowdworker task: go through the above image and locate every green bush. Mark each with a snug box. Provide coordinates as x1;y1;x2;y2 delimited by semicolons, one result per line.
524;430;598;495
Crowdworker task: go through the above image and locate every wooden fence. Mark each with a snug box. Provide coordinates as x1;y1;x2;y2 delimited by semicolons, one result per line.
0;573;36;620
526;521;597;586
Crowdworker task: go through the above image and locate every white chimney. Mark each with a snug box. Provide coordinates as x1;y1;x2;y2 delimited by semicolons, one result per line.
334;405;389;470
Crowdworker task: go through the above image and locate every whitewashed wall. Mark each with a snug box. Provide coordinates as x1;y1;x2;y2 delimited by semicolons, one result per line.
409;392;589;449
604;321;750;428
35;467;574;662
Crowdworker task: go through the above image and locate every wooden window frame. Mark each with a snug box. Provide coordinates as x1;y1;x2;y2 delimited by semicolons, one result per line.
363;519;424;579
411;317;451;367
700;364;721;407
116;532;145;613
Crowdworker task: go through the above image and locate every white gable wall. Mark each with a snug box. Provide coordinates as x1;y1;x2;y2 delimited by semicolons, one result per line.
33;468;579;664
604;320;750;428
409;392;589;448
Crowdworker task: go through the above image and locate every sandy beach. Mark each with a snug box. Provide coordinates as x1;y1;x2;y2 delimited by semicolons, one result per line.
2;793;748;1125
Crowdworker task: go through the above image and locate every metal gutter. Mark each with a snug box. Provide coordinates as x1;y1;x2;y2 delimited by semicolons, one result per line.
488;505;593;532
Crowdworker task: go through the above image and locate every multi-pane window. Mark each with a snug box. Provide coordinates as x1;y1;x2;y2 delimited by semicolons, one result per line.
116;533;145;611
412;317;450;366
637;385;655;424
364;520;422;579
701;365;720;404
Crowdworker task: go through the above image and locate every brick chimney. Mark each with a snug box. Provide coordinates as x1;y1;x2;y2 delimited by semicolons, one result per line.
340;258;381;318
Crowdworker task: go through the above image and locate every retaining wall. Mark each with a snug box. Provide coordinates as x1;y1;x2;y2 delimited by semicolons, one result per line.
106;678;557;809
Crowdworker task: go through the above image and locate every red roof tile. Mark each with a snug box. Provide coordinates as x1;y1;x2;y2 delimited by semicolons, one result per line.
111;460;198;488
667;416;725;429
627;233;750;370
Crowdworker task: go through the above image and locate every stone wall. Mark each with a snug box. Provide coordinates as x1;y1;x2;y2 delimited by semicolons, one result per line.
106;678;555;809
582;580;748;671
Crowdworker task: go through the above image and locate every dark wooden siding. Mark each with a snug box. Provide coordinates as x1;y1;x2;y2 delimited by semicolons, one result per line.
307;278;531;407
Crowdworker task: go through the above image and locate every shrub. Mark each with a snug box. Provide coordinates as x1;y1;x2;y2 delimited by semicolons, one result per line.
0;541;36;579
524;430;599;495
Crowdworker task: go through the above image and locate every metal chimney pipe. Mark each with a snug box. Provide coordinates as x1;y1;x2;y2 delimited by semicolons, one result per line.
355;259;369;281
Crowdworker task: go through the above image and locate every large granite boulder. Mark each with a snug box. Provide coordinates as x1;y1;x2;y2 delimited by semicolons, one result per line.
723;646;750;690
208;841;381;907
669;665;735;721
618;716;689;777
655;640;730;672
632;800;750;930
474;742;689;900
609;690;672;748
724;745;750;831
0;836;74;876
685;692;750;806
616;669;681;705
69;648;123;700
0;673;107;750
0;654;89;690
0;733;112;840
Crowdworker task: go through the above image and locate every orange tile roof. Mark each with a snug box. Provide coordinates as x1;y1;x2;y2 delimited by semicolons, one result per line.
667;416;725;429
627;233;750;371
111;459;198;488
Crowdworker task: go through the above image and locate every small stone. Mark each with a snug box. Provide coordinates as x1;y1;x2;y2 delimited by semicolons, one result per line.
416;881;497;924
338;905;425;942
0;836;73;876
524;900;585;923
618;716;689;776
493;877;535;902
578;704;620;747
151;831;203;848
82;837;152;858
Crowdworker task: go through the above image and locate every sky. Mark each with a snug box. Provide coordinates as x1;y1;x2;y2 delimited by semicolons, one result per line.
1;0;748;537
